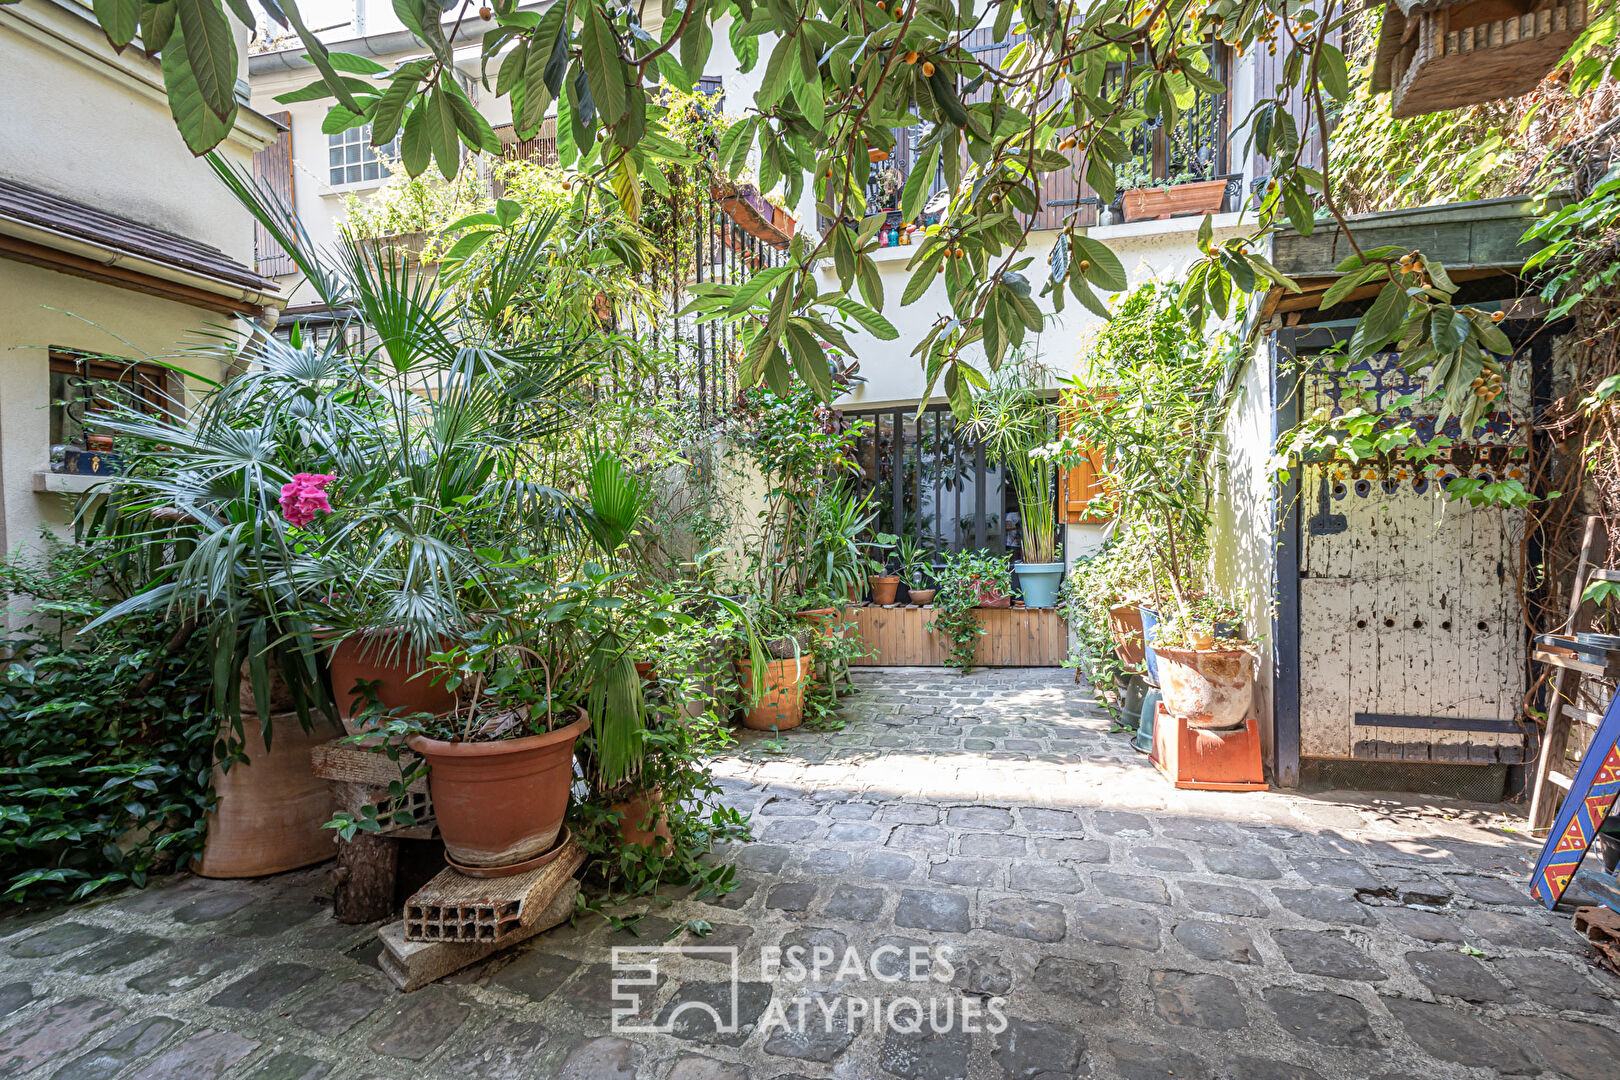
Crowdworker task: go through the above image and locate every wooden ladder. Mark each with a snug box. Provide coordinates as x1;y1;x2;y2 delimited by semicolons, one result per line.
1529;515;1614;832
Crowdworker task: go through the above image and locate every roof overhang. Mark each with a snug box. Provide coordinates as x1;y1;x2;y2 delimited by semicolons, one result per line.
0;179;284;318
1254;194;1564;327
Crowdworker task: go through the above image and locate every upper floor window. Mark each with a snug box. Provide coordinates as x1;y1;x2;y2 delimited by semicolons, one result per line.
329;123;398;188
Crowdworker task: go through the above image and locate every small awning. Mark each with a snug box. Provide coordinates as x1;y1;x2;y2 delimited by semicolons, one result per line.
0;178;283;317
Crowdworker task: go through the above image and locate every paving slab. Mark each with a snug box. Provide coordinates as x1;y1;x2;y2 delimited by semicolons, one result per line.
0;665;1612;1080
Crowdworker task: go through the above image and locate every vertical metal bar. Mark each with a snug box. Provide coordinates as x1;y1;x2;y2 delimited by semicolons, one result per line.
974;441;987;550
932;408;943;552
952;412;963;551
892;408;904;538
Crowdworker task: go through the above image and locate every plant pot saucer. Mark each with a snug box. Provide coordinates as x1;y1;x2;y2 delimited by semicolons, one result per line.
445;826;572;879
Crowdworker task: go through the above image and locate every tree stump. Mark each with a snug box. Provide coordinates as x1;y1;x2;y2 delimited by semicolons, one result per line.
333;830;399;923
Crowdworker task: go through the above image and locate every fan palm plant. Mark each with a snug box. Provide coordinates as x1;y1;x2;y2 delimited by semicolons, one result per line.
79;157;617;746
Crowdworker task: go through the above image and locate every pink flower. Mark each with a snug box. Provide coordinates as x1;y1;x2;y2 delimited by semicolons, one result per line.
279;472;335;528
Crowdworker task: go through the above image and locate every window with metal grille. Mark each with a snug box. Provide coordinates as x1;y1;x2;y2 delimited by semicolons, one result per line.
328;123;398;187
49;351;174;450
840;403;1060;564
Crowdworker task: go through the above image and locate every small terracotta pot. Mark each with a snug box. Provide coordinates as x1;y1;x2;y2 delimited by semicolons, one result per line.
736;656;810;731
846;581;862;603
328;632;456;731
612;787;672;851
795;607;839;637
908;588;937;606
1154;646;1255;730
634;661;657;683
407;708;589;870
869;575;901;605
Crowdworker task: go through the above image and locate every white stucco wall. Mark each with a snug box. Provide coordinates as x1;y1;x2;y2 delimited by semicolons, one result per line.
1;0;272;558
823;212;1257;410
1207;337;1277;758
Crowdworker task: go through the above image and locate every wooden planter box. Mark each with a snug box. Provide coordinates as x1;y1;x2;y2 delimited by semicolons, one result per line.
1378;0;1588;119
848;604;1068;667
1123;179;1227;222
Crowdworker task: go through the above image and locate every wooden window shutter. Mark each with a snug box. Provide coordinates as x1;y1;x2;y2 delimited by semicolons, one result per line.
958;31;1094;230
251;111;297;278
1057;403;1111;525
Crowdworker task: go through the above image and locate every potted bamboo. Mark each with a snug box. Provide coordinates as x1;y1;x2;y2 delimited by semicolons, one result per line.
963;361;1065;606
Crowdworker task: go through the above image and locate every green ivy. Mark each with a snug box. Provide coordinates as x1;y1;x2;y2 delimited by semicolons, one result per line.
928;549;1010;670
0;542;216;904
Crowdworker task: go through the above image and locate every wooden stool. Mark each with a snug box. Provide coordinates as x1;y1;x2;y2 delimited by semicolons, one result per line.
1150;704;1268;791
310;739;438;923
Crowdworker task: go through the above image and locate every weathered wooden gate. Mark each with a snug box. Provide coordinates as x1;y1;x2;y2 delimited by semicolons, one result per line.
1295;352;1530;764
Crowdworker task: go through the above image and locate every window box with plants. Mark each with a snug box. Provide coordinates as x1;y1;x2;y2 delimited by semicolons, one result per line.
1115;146;1229;223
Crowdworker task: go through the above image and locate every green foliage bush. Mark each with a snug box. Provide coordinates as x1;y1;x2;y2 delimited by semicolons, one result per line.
928;549;1012;671
0;543;215;903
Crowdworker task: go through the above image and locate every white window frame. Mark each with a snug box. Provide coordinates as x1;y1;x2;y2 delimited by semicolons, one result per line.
327;122;399;191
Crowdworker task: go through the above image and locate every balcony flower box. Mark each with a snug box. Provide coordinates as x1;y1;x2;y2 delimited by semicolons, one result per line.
1122;179;1228;222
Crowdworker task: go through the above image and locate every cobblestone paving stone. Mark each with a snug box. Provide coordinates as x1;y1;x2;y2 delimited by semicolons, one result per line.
4;666;1620;1078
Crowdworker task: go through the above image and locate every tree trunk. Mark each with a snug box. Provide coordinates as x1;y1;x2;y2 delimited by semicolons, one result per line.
333;833;398;923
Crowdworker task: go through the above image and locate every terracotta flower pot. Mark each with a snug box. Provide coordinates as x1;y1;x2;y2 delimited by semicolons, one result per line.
407;708;589;871
1154;646;1255;730
612;787;672;851
195;712;339;878
869;575;901;605
634;660;658;683
908;588;937;606
328;632;456;732
736;656;810;730
1123;178;1228;222
1107;604;1146;666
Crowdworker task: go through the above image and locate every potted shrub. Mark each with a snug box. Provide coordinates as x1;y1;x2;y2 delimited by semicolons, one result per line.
737;609;813;730
897;536;936;606
865;530;900;605
1147;597;1253;729
964;361;1064;607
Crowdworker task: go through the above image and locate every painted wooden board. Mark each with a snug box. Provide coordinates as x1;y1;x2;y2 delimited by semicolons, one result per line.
1531;690;1620;908
847;605;1068;667
1298;464;1527;763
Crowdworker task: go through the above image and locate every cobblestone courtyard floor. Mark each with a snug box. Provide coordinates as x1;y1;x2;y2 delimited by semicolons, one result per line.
4;667;1620;1079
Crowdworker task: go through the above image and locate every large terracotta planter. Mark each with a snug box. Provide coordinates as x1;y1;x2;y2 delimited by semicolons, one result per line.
1108;604;1146;666
407;708;589;871
1154;646;1255;730
1123;178;1228;221
195;713;340;878
869;575;900;605
328;632;456;730
737;656;810;731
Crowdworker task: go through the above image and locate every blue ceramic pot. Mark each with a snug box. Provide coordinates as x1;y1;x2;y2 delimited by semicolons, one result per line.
1139;606;1161;685
1133;688;1160;754
1014;562;1065;608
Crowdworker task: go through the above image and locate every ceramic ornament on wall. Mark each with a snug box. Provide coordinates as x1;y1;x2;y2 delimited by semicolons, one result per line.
1530;691;1620;908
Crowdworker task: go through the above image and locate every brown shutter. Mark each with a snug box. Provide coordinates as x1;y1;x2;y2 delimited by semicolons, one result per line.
961;32;1096;230
251;111;296;278
1057;397;1112;524
506;116;559;167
